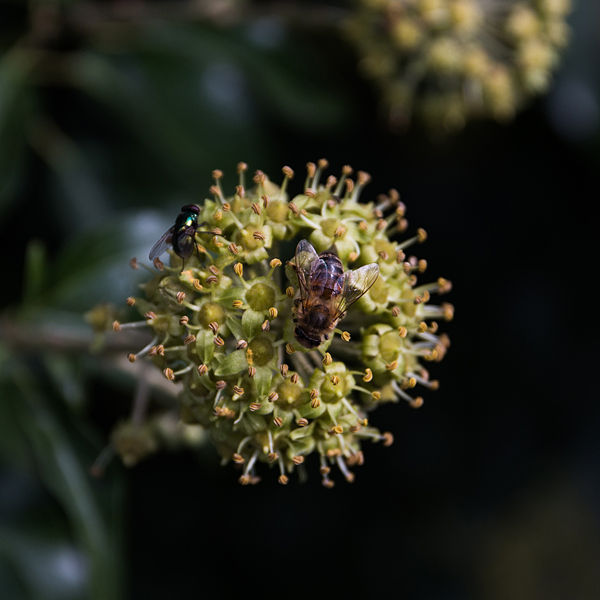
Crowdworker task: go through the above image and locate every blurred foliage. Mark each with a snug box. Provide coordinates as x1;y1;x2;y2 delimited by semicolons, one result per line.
1;1;599;599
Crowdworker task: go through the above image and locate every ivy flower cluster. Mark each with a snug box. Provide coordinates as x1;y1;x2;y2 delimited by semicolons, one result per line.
344;0;572;130
108;162;452;486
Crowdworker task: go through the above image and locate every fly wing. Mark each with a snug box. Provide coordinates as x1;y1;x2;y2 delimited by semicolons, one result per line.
148;227;174;260
293;239;320;302
333;263;380;320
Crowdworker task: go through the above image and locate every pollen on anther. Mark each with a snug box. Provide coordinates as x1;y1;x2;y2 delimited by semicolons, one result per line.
232;300;244;309
363;368;373;382
127;353;136;363
273;416;283;427
382;432;394;446
228;243;239;255
290;373;299;384
184;334;196;345
253;231;266;241
248;366;257;377
278;474;289;485
232;453;245;464
249;402;261;411
164;368;175;381
234;263;244;277
214;336;225;347
126;297;136;306
438;277;452;293
286;286;295;298
322;353;333;366
341;331;351;342
268;392;279;402
198;364;208;376
176;291;186;304
268;307;278;319
112;321;121;332
443;303;455;320
285;343;295;354
296;417;308;427
292;455;304;465
280;364;289;377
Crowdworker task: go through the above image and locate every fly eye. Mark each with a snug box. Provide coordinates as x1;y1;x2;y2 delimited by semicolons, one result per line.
181;204;200;213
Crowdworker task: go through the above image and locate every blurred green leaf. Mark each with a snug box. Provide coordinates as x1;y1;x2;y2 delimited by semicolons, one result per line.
128;22;352;130
26;212;166;311
9;364;122;600
28;117;109;231
66;51;209;176
0;527;88;600
23;239;47;305
0;48;35;217
43;353;86;413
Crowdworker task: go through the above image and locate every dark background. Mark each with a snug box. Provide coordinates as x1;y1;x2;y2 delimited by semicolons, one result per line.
1;2;599;599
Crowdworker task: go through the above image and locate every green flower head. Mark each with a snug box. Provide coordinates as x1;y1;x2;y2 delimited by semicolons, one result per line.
108;161;452;486
345;0;572;130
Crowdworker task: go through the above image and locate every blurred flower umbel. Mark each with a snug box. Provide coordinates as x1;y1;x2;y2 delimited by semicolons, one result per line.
105;162;452;486
345;0;572;130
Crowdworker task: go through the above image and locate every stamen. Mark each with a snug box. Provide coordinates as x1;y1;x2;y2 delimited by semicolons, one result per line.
336;455;355;483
